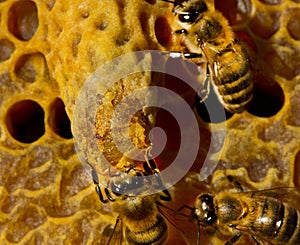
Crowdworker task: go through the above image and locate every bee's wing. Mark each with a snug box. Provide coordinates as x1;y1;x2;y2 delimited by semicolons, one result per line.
101;218;124;245
241;187;300;207
243;187;297;198
157;203;199;245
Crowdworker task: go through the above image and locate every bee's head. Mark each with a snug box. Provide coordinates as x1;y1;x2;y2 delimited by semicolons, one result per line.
110;171;145;196
193;194;216;225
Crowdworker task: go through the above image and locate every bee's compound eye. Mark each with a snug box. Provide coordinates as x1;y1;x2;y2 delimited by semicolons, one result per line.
178;1;208;23
200;194;214;204
178;12;199;23
131;175;144;188
111;182;123;195
204;210;216;225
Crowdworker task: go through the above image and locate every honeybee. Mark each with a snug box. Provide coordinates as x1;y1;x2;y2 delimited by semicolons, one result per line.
162;0;253;113
90;157;174;245
177;175;300;244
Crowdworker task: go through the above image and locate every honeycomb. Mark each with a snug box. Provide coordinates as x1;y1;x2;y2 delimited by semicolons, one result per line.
0;0;300;244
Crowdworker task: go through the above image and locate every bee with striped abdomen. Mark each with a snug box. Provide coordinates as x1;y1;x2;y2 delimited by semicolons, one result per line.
162;0;253;113
177;175;300;244
90;157;173;245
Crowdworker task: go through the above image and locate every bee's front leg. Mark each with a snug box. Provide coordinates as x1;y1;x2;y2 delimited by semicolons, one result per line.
224;232;243;245
91;168;112;203
251;235;262;245
175;29;188;35
226;175;244;192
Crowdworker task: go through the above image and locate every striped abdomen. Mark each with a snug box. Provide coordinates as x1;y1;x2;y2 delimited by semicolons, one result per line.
211;40;253;113
125;215;168;245
250;197;300;244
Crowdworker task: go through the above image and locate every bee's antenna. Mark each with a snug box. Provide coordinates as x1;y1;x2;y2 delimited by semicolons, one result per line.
161;0;179;6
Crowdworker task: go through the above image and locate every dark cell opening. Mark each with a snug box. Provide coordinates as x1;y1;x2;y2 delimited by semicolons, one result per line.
155;17;172;47
8;0;39;41
215;0;252;26
249;9;281;40
247;81;284;117
14;54;37;82
5;100;45;143
140;12;149;35
145;0;156;4
48;98;72;139
14;52;48;82
287;8;300;41
196;88;233;123
294;151;300;188
0;39;15;62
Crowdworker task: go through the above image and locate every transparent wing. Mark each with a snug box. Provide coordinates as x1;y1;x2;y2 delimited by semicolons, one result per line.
211;171;300;207
241;187;300;207
100;218;124;245
158;203;199;245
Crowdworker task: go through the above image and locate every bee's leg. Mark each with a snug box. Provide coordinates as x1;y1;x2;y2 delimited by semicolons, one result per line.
161;0;176;3
198;65;210;103
95;185;110;203
91;168;110;203
164;51;202;59
144;147;171;199
141;148;156;186
107;216;122;245
251;235;262;244
224;232;243;245
177;204;194;214
143;161;154;175
163;49;208;104
144;147;170;201
143;157;157;176
161;0;177;5
143;145;158;174
175;29;188;35
198;76;210;103
161;0;184;8
226;175;244;192
159;189;172;202
108;165;122;178
148;165;170;196
143;146;164;187
104;188;116;202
